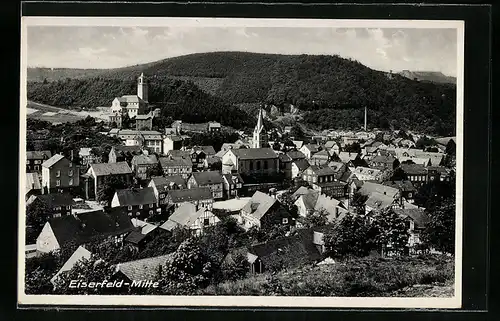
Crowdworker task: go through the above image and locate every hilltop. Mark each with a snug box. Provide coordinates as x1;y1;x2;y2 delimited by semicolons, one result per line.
27;51;457;135
398;70;456;85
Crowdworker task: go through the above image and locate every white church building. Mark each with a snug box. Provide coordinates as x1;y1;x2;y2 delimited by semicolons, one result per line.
110;73;149;118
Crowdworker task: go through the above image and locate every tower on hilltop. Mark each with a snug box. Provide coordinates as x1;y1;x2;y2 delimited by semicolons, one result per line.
137;72;148;103
252;107;268;148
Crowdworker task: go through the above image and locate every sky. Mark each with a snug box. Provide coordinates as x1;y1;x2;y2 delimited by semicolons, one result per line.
26;26;458;77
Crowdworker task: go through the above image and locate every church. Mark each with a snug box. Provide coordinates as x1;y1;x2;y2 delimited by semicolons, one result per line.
252;107;269;148
110;73;149;118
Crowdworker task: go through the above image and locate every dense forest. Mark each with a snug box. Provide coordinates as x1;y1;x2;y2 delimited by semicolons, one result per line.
27;51;457;135
27;76;253;130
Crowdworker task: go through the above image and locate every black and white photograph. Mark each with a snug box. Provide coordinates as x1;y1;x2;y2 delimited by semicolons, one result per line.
18;17;464;308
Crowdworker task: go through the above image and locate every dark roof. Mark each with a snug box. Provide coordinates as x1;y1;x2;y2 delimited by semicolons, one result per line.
26;172;42;194
339;170;353;183
48;208;134;247
131;154;158;165
279;153;293;163
286;150;306;160
90;162;132;176
42;154;66;168
159;156;193;167
400;163;427;175
32;193;73;207
370;155;397;164
191;171;224;185
248;229;322;266
308;165;336;176
311;150;330;158
359;181;399;198
293;159;310;172
302;144;320;153
124;230;148;244
114;254;174;281
26;150;52;160
167;150;191;158
114;187;157;206
393;208;430;229
242;191;278;220
230;148;278;160
149;175;186;190
169;187;213;203
222;173;244;184
193;145;216;156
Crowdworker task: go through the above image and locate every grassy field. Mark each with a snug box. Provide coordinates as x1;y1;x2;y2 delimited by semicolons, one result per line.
26;101;112;124
201;255;454;297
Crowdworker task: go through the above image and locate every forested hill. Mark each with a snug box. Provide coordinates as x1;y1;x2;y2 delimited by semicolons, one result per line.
27;77;253;130
27;51;457;135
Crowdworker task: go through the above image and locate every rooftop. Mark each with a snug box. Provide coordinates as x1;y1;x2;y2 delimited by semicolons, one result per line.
230;148;278;160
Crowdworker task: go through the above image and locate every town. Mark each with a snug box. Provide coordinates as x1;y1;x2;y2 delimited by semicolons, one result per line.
24;73;457;296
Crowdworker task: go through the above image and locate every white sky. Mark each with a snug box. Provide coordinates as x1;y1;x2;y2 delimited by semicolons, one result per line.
26;26;458;77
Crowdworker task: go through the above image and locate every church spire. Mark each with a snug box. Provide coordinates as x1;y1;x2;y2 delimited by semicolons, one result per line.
252;107;267;148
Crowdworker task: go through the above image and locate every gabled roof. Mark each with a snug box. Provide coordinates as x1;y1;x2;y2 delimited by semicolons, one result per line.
213;197;251;212
352;166;382;177
242;191;277;220
90;162;132;176
292;141;304;149
292;159;310;172
159;156;193;168
131;154;158;165
358;181;399;198
278;153;292;163
382;180;416;192
338;152;359;163
30;193;73;207
364;192;396;210
135;114;153;120
192;145;216;156
114;187;157;206
324;141;339;149
131;218;158;235
26;172;41;194
42;154;66;168
307;165;336;176
393;208;430;229
327;161;345;172
165;203;209;227
169;187;213;203
311;150;330;158
230;148;278;160
47;208;135;247
114;254;174;282
117;95;145;104
167;150;191;158
149;175;186;190
50;246;92;285
302;144;320;153
370;155;397;164
191;171;224;185
400;163;428;175
286;150;306;160
27;150;52;160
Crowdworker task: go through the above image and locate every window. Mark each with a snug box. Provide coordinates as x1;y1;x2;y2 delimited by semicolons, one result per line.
149;204;154;208
282;218;288;224
34;165;39;171
69;178;73;186
69;162;73;168
149;210;153;215
136;212;140;216
128;212;132;216
264;160;268;169
256;161;261;170
128;205;132;210
26;160;30;165
203;218;210;226
139;204;143;209
34;160;41;164
56;170;61;177
160;194;165;199
53;213;61;218
408;192;412;198
249;161;253;170
66;206;71;210
56;180;61;186
68;169;73;176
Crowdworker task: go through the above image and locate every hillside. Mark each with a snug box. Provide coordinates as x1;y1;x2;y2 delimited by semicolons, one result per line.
27;51;457;135
27;76;253;130
398;70;456;85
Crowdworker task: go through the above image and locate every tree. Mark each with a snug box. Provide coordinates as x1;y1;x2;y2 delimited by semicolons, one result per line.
350;192;368;215
369;209;410;256
343;142;361;154
421;200;455;254
323;214;373;258
413;179;455;210
146;163;163;178
289;124;305;139
221;251;249;281
96;176;131;206
390;167;408;181
299;209;329;228
277;190;299;219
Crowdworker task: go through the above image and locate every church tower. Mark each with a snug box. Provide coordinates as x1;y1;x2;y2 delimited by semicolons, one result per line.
252;107;268;148
137;73;148;103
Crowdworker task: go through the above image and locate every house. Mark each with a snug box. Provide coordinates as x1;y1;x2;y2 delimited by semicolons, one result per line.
78;147;99;166
130;154;159;180
278;153;293;179
399;157;431;167
393;208;431;253
382;180;416;202
311;180;347;199
299;144;321;159
112;253;173;284
166;187;214;211
112;130;164;154
400;163;428;187
427;166;452;182
351;166;382;181
26;193;74;218
222;173;244;199
148;175;186;210
291;159;310;179
310;150;331;166
292;140;304;150
216;142;245;158
50;246;92;286
159;155;193;179
36;208;135;254
239;191;293;230
208;121;222;132
327;161;349;180
224;229;322;274
364;192;399;214
110;73;149;118
26;150;52;173
41;154;79;194
324;141;340;156
162;134;183;156
171;120;210;134
159;203;220;236
25;172;42;201
221;148;279;177
188;146;216;170
187;171;224;199
111;187;158;220
358;181;400;199
287;150;307;161
135;113;154;131
302;165;336;185
84;162;133;200
124;218;160;250
108;145;142;164
369;155;398;170
338;152;360;166
294;189;347;222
